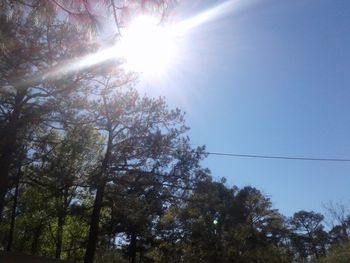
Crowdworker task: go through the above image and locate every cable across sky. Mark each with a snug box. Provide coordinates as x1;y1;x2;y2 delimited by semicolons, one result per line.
206;152;350;162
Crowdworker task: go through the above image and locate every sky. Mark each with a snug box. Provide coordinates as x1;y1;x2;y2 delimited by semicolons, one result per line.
138;0;350;217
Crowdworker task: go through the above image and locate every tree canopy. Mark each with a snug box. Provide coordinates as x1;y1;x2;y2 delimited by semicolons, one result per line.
1;1;350;263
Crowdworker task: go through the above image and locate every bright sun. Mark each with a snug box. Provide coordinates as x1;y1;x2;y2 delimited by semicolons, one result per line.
58;2;236;80
119;16;178;75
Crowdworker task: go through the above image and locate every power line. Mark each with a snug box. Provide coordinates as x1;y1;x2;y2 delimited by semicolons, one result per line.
206;152;350;162
101;144;350;162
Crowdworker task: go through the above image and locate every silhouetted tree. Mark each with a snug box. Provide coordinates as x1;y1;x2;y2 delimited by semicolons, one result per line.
290;211;328;260
83;78;206;263
0;12;95;218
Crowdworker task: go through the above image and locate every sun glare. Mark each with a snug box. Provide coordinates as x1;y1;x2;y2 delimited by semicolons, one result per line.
119;16;178;75
42;1;239;81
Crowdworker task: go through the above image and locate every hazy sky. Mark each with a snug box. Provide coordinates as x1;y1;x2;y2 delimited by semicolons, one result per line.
139;0;350;216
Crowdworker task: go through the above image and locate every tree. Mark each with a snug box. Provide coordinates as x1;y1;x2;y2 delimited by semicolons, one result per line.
27;124;101;259
157;180;289;263
103;173;166;263
312;241;350;263
232;186;289;263
0;11;95;218
0;0;177;219
82;78;206;263
7;183;53;255
290;211;328;260
323;201;350;245
4;143;27;252
2;0;176;35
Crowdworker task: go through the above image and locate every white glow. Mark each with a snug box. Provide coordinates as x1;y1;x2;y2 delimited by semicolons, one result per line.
119;16;179;75
174;1;238;34
37;1;241;82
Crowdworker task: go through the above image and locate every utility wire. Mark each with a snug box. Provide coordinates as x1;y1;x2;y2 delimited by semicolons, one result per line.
99;145;350;162
206;152;350;162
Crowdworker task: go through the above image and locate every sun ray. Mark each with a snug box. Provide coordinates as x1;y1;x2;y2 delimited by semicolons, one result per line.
174;0;240;35
13;0;243;88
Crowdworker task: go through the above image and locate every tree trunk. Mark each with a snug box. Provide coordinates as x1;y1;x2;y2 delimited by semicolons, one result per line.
67;237;74;260
0;135;17;218
55;209;66;259
31;224;43;255
55;189;69;259
6;173;20;252
84;126;112;263
129;232;137;263
0;91;25;218
83;181;106;263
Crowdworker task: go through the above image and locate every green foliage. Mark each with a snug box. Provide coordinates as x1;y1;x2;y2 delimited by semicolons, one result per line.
9;184;54;255
95;249;128;263
2;2;350;263
289;211;328;261
313;242;350;263
151;180;291;263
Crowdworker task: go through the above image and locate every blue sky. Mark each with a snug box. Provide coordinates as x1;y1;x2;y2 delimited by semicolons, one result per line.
139;0;350;216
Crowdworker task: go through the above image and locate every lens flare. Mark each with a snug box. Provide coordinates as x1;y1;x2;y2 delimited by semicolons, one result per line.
15;0;242;87
174;0;239;35
119;16;179;76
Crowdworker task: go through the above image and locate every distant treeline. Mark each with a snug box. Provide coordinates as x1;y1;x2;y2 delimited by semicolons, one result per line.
0;1;349;263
